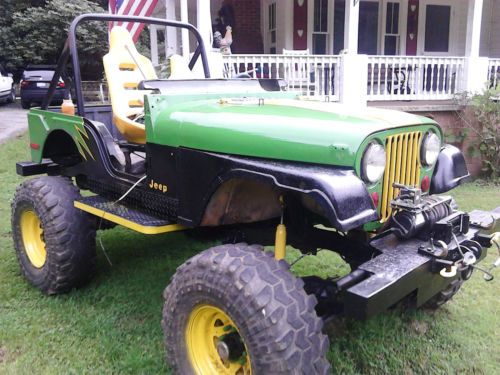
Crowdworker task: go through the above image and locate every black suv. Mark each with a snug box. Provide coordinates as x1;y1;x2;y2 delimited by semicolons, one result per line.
20;65;66;109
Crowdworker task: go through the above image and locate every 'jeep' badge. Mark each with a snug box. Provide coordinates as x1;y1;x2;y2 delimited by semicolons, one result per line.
149;179;168;193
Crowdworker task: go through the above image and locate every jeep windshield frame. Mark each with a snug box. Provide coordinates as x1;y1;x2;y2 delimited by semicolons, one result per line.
42;13;211;116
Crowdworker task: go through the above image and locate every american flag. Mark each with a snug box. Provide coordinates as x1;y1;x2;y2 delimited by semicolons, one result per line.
108;0;159;42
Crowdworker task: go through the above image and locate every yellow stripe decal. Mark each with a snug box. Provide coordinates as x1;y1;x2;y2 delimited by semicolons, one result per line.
74;123;95;161
74;201;186;235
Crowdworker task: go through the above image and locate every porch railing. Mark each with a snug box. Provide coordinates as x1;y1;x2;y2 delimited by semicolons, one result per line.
366;56;466;101
222;54;472;102
222;54;341;100
488;58;500;90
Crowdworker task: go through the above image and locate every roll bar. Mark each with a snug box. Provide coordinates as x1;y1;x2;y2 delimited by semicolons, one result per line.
42;13;211;116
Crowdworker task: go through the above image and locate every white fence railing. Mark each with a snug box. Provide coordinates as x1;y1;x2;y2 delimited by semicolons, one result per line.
222;54;341;100
488;58;500;89
367;56;466;101
223;54;469;102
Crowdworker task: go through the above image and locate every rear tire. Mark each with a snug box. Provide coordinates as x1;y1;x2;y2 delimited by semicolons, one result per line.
21;100;30;109
162;243;330;374
7;86;15;103
11;176;96;294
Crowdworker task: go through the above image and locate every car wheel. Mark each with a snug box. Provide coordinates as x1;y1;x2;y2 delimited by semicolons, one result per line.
7;86;15;103
11;176;96;294
162;243;330;374
21;100;30;109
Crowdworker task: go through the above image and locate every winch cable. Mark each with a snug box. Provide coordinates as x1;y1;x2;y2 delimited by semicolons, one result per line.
481;232;500;281
452;232;499;282
95;174;148;266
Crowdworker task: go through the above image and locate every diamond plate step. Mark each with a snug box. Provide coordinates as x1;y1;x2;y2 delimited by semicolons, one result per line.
75;195;185;234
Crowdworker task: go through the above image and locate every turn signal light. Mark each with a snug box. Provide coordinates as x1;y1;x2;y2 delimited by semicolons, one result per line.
57;81;65;88
20;80;29;88
421;176;430;192
371;192;379;207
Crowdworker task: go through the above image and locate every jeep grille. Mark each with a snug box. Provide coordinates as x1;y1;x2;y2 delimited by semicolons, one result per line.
380;131;422;222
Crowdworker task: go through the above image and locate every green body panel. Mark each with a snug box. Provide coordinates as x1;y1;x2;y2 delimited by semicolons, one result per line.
145;95;440;169
27;109;93;163
28;93;442;231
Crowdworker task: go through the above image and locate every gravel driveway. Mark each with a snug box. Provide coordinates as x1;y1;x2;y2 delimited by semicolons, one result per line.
0;101;28;144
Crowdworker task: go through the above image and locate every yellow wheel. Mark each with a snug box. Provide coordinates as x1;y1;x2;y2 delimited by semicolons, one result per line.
162;244;330;374
19;210;47;268
12;176;96;294
186;304;251;375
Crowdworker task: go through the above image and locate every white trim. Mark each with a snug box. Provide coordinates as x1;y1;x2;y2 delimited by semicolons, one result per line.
417;0;458;56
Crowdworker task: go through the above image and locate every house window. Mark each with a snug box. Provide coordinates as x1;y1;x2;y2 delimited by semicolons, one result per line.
312;0;328;54
424;4;451;52
358;1;379;55
384;2;400;55
268;2;277;54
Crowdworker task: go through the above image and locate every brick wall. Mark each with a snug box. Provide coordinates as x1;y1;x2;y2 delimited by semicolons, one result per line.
221;0;263;54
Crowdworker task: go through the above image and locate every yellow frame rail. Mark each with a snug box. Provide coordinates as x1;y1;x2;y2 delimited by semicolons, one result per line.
74;201;186;235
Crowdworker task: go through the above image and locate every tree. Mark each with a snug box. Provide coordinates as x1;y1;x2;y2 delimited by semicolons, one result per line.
0;0;107;79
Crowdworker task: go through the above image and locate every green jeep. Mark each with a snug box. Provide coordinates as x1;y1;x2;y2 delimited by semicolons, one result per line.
11;14;499;374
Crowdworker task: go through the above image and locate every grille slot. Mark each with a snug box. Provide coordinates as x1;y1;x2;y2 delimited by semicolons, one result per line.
380;131;422;222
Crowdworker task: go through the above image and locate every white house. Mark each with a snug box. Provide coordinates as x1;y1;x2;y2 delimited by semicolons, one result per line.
146;0;500;108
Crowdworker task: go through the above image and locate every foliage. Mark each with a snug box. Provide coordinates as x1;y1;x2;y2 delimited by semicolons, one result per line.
443;127;469;146
0;134;499;374
471;88;500;178
454;88;500;179
0;0;107;80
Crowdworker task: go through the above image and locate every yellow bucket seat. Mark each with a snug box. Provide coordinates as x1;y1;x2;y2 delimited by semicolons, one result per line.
103;26;157;144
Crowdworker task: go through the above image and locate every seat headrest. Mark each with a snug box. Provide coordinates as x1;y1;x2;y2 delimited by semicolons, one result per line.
109;26;138;53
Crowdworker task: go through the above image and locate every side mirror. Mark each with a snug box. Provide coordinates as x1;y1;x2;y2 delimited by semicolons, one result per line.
8;73;13;78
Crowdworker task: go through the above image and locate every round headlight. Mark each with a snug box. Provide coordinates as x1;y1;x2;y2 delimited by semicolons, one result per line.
421;132;441;166
361;142;386;184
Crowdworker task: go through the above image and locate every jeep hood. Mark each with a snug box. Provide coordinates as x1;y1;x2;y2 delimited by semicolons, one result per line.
147;97;436;167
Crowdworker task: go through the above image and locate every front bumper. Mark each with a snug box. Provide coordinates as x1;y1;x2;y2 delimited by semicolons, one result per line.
343;207;500;320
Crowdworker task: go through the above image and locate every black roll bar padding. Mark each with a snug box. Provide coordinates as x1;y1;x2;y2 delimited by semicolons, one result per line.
41;13;211;116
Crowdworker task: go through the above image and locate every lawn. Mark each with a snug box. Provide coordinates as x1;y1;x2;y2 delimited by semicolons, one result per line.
0;134;499;374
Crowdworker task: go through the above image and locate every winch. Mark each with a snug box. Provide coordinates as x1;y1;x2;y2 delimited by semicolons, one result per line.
386;183;500;281
388;183;459;241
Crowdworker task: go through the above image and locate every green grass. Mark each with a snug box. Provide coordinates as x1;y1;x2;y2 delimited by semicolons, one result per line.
0;134;499;374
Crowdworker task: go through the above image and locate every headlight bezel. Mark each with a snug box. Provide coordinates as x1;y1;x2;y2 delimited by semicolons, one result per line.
361;141;387;185
420;131;441;167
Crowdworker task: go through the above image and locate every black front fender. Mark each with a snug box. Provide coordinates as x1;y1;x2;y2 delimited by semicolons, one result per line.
430;144;470;194
177;149;378;231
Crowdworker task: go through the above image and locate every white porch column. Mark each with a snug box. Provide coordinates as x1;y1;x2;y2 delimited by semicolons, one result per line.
344;0;360;54
465;0;483;57
165;0;178;57
339;1;366;106
180;0;190;57
196;0;213;51
463;0;488;93
150;26;159;65
339;54;368;106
